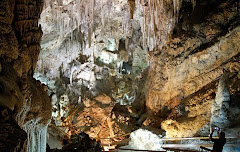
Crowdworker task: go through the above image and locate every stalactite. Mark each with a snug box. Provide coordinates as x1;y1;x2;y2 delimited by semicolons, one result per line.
70;66;77;86
23;123;49;152
136;0;198;51
44;0;95;49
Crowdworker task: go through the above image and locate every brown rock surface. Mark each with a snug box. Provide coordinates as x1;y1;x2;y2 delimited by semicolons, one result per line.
0;106;27;152
0;62;24;111
0;0;51;151
54;94;138;147
146;0;240;137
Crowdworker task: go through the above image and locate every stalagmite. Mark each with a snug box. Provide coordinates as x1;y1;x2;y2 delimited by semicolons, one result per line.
211;72;231;128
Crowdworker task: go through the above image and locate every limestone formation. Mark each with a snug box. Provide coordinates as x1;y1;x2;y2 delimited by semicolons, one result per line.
211;71;231;128
146;0;240;137
0;0;240;151
0;106;27;152
0;0;51;151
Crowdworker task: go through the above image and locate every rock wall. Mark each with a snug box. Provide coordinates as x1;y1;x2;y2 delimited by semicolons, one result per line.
0;0;51;151
0;106;27;152
147;0;240;137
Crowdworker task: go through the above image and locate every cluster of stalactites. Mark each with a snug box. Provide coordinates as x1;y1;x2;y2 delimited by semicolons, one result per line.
136;0;196;52
23;123;49;152
41;0;135;53
43;0;95;47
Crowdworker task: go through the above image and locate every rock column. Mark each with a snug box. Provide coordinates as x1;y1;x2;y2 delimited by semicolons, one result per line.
211;71;231;128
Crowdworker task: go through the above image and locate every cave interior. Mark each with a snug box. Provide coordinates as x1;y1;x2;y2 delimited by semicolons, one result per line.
0;0;240;152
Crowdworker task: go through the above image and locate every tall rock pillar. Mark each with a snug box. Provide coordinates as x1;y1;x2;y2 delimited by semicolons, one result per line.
211;71;230;128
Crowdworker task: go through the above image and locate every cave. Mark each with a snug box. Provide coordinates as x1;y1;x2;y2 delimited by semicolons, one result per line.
0;0;240;152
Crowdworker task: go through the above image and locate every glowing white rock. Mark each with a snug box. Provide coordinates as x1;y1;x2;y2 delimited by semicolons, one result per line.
99;51;118;64
23;123;49;152
128;129;164;151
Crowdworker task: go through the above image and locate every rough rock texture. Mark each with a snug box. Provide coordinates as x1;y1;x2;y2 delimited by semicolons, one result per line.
48;132;103;152
148;0;240;137
0;106;27;152
0;0;51;122
56;94;138;147
0;0;51;151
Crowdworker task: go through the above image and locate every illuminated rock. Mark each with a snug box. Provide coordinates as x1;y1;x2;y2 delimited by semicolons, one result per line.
128;129;164;151
211;72;231;128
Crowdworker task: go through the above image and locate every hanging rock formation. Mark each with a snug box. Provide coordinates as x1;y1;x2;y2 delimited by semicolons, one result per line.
0;0;51;151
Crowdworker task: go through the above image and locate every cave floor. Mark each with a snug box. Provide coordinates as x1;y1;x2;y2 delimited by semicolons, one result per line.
108;136;240;152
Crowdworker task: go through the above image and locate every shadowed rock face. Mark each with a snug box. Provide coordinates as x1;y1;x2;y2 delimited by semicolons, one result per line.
0;0;52;151
0;62;51;127
0;62;24;111
0;0;51;123
0;106;27;152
